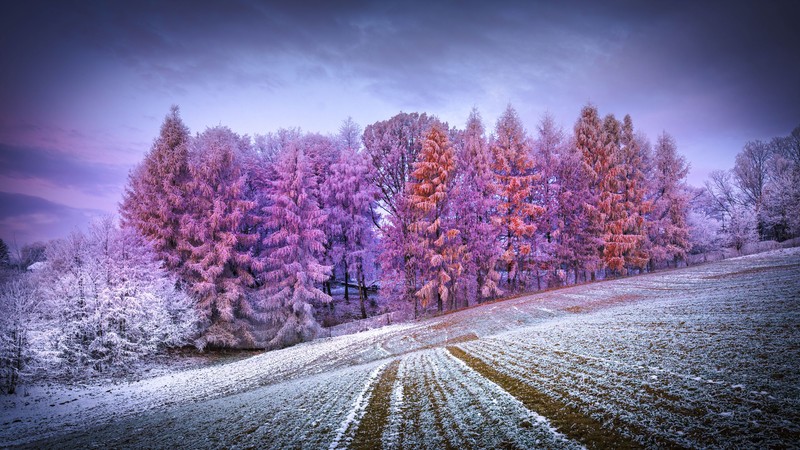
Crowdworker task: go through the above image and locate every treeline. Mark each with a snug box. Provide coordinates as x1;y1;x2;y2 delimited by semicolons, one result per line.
2;104;798;389
117;103;798;351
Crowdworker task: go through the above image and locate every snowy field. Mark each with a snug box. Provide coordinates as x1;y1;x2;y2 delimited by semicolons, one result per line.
2;248;798;448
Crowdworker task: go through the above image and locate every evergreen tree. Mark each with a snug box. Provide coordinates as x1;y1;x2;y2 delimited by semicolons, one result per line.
574;104;606;278
491;105;542;290
120;105;190;271
180;126;261;348
649;132;692;267
617;115;651;271
363;112;436;314
409;123;463;313
450;109;502;304
262;141;331;348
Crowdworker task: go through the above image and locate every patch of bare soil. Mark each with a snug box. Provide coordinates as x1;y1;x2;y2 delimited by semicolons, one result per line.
351;359;400;449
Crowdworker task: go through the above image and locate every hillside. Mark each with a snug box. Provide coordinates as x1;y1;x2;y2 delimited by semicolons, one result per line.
2;248;799;449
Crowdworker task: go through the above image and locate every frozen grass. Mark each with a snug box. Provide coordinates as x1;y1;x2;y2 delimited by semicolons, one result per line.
2;247;798;448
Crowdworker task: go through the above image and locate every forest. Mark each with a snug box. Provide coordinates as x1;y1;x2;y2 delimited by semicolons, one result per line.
1;104;798;393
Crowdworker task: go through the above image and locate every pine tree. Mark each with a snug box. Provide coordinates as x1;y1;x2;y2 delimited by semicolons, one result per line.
262;141;331;348
409;123;463;313
491;105;542;290
573;104;606;278
649;132;691;268
598;114;629;275
617;115;651;272
450;109;502;304
120;105;190;271
531;114;564;288
180;126;261;348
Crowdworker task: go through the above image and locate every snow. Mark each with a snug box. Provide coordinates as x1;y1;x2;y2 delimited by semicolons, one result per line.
2;247;798;448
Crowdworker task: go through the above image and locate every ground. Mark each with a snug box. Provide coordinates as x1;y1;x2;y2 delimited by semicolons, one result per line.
1;248;799;449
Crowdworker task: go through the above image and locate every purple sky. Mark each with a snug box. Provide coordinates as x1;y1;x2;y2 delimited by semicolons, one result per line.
1;0;798;246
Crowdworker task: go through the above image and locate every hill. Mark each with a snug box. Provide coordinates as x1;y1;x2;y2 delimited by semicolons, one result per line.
2;248;799;448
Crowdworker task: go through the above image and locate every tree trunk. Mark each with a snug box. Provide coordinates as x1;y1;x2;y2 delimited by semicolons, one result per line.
357;264;367;319
343;259;350;303
476;271;484;304
437;291;443;313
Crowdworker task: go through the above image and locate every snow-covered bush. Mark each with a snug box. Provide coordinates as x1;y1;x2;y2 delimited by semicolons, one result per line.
0;276;40;394
38;218;199;377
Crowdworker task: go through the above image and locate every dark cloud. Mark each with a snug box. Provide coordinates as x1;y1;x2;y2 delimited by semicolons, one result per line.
0;143;131;194
0;192;105;246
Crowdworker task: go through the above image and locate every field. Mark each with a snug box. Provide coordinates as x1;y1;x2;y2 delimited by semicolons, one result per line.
2;248;799;449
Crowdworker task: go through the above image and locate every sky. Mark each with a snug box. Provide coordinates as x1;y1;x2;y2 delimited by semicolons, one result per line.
1;0;799;247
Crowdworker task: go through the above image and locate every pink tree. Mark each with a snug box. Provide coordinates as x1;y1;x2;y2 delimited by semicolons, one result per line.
491;105;543;291
450;109;502;304
573;103;606;279
363;112;437;313
120;105;190;271
180;126;261;348
531;114;565;288
261;140;331;348
409;123;463;313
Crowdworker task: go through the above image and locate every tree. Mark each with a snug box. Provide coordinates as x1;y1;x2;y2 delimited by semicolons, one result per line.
325;119;380;319
648;132;691;268
120;105;191;272
450;109;502;304
598;113;632;275
491;105;542;290
363;112;437;314
0;276;39;394
39;218;198;377
180;126;262;348
733;140;771;238
409;123;463;313
531;114;565;288
615;115;651;272
762;127;800;240
0;239;9;268
574;104;606;279
261;141;331;348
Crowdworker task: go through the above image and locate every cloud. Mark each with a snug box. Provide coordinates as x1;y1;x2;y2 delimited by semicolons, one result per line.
0;192;106;246
0;143;131;195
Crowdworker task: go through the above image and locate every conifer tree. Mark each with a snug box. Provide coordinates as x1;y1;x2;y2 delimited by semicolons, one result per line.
649;132;691;268
409;123;463;312
180;126;261;348
363;112;436;314
491;105;542;290
262;141;331;348
617;115;651;272
450;109;502;304
120;105;190;271
574;104;606;278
